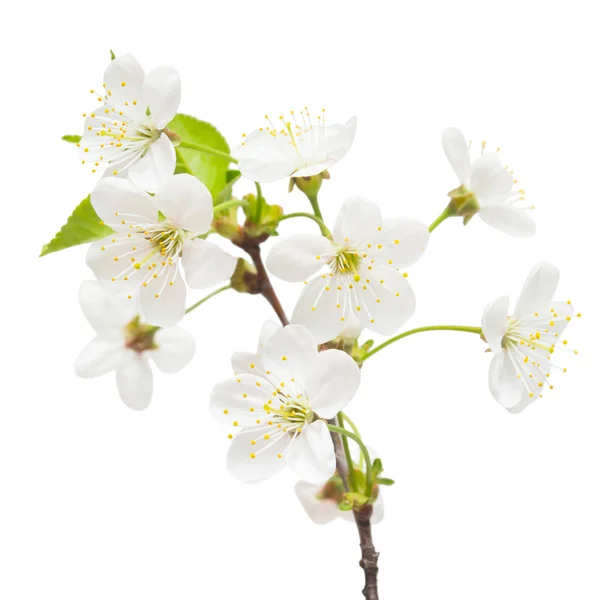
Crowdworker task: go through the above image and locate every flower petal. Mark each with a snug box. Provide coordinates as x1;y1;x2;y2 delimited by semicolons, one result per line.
481;295;509;354
442;127;471;185
127;133;176;193
152;174;213;234
478;205;536;237
513;261;560;319
103;54;146;121
90;177;157;229
469;153;513;204
235;130;300;182
333;197;382;246
305;350;360;419
261;324;318;387
488;352;531;412
374;218;429;267
116;350;154;410
75;337;124;378
182;239;237;289
210;374;274;424
258;320;281;348
355;265;416;335
79;280;138;333
86;235;137;282
295;481;340;525
291;276;346;344
226;427;289;483
144;66;181;129
286;420;336;484
231;352;262;376
266;234;334;282
318;115;357;166
151;326;195;373
140;266;186;327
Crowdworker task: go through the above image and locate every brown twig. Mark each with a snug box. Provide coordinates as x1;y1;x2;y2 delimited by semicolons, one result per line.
355;503;380;599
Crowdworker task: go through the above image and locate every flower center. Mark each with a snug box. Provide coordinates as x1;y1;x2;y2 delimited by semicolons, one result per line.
330;248;362;280
124;316;158;353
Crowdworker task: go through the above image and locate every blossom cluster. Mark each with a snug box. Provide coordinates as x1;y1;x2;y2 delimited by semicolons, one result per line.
47;52;578;542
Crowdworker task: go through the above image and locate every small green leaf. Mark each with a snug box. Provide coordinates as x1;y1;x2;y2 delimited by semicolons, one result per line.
168;113;231;201
40;196;114;257
215;170;241;206
62;134;81;144
110;49;116;60
376;477;395;486
372;458;383;475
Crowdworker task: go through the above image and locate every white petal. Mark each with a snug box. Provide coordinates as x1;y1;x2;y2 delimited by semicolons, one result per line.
354;266;416;335
291;276;346;345
151;326;195;373
79;280;138;333
90;177;156;229
235;130;300;182
140;267;186;327
144;66;181;129
286;420;336;484
478;205;536;237
305;350;360;419
339;311;363;339
103;54;146;120
258;320;281;349
333;197;382;246
127;133;176;193
295;481;340;525
442;127;471;185
481;296;509;354
86;235;138;282
469;153;513;204
231;352;262;376
374;218;429;268
182;239;237;289
226;427;289;483
152;174;213;234
488;352;531;412
371;493;385;524
318;116;357;166
116;350;154;410
514;261;560;319
75;337;124;378
261;324;318;387
266;234;334;282
210;374;273;424
293;159;337;178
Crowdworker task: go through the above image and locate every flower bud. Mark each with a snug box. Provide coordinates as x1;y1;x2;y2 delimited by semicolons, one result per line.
230;258;261;294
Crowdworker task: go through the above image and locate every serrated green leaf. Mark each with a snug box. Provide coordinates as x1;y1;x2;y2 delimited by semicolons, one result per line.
168;114;231;201
62;134;81;144
40;196;114;257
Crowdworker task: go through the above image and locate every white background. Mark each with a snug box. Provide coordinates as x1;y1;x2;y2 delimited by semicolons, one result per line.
1;1;598;598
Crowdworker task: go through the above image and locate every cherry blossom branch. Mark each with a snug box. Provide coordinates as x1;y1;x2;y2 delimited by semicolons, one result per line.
278;212;331;237
362;324;483;361
355;503;380;600
178;140;239;164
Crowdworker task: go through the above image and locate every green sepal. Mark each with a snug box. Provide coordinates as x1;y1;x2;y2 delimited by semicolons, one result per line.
110;49;116;60
372;458;383;476
62;134;81;144
40;196;114;257
376;477;395;486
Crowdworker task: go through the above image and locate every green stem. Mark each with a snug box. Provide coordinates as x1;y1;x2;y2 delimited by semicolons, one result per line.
327;424;373;499
278;212;331;237
179;140;239;164
428;206;453;233
253;181;265;222
341;412;363;469
337;413;358;492
213;199;249;215
185;285;231;315
307;193;324;220
362;325;482;362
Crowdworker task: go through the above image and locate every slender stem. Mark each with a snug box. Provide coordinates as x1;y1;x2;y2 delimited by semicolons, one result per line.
428;206;453;232
337;413;358;492
307;193;324;220
329;417;350;493
327;424;373;499
244;245;289;326
178;140;239;164
253;182;265;222
213;199;249;215
355;504;380;600
278;212;331;237
185;285;231;315
341;412;364;469
362;325;482;362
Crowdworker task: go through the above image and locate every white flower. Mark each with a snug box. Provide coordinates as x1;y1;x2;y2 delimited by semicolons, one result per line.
266;197;429;344
442;127;536;237
211;324;361;484
235;109;357;182
75;281;195;410
79;53;181;192
295;446;384;525
481;261;576;413
86;174;237;328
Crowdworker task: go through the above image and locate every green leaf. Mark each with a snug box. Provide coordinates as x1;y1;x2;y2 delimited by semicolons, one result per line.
376;477;395;486
168;113;231;201
62;134;81;144
372;458;383;475
40;196;114;257
110;49;116;60
214;170;241;206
